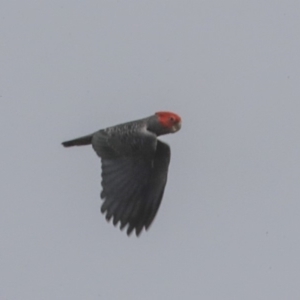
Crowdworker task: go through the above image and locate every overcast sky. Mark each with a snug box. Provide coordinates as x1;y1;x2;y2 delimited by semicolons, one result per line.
1;1;300;299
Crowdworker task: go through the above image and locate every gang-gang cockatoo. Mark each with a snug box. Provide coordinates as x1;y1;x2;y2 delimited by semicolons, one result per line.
62;111;181;236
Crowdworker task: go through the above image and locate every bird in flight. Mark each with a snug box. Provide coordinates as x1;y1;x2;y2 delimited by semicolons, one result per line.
62;111;181;236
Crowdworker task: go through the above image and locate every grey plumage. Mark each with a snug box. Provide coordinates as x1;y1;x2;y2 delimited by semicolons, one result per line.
62;112;181;236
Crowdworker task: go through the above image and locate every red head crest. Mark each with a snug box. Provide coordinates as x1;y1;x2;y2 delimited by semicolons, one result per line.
155;111;182;132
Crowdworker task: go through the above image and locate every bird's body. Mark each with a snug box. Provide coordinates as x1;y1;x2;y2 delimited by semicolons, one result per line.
62;112;181;236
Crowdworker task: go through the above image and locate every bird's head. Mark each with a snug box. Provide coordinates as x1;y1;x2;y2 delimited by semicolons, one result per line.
156;111;182;133
147;111;182;136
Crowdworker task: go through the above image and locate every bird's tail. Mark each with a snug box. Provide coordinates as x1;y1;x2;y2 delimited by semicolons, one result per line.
62;134;93;147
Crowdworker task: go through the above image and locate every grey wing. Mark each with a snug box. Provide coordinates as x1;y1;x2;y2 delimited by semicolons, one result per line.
92;131;170;236
125;140;171;236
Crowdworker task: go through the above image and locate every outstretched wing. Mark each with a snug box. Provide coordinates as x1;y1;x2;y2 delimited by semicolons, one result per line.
92;130;170;236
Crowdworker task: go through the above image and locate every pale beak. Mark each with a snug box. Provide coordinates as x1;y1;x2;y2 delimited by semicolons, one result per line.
172;121;181;132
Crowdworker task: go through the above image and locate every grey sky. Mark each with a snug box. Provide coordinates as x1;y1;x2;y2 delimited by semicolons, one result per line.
1;1;300;299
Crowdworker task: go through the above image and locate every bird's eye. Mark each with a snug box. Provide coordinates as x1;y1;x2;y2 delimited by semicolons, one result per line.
169;116;175;122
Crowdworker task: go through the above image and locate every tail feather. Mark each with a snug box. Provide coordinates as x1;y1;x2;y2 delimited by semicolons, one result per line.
62;134;93;147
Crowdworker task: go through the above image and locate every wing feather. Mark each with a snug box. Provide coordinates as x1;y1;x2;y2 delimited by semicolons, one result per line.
92;129;170;236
